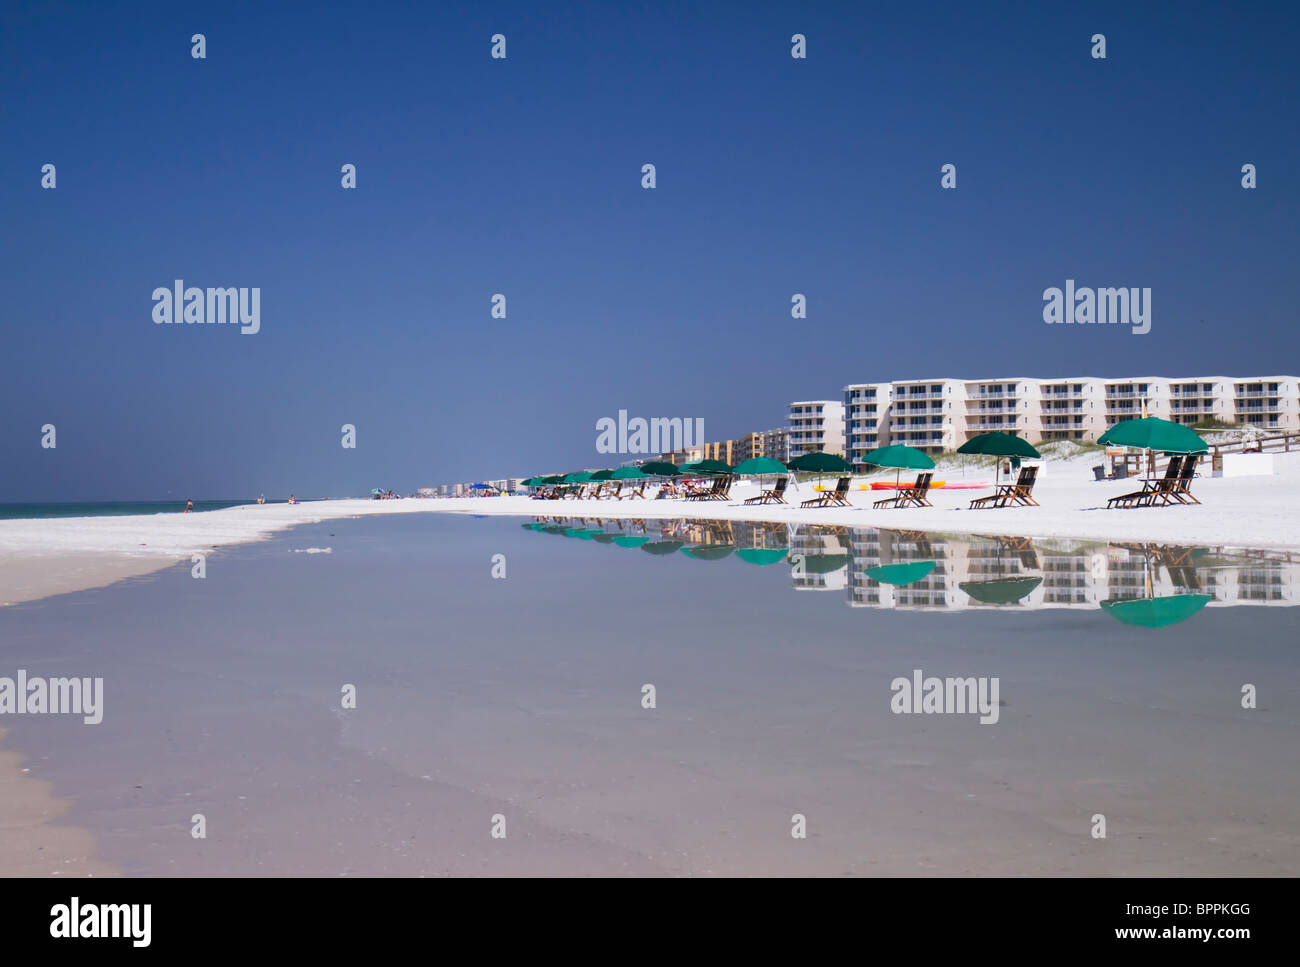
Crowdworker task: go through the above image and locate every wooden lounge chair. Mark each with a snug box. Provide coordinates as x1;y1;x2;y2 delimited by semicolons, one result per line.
617;482;647;500
745;476;788;505
1164;454;1201;505
873;473;934;509
686;476;728;501
801;477;851;508
1107;456;1183;509
970;465;1039;509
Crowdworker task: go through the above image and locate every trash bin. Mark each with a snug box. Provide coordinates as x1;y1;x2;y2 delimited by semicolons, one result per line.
1092;465;1105;481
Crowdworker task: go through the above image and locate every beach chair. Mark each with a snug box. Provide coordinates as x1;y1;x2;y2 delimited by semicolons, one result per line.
801;477;851;508
1165;454;1201;505
744;476;789;505
686;476;727;501
617;482;647;500
971;466;1040;508
1107;456;1183;509
873;473;933;509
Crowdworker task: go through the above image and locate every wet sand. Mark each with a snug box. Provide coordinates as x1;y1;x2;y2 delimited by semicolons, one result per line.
0;728;116;877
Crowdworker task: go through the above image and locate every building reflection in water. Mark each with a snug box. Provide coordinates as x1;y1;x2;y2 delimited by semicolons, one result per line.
526;515;1300;621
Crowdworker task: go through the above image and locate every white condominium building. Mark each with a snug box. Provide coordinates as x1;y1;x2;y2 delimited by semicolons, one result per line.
787;400;845;458
841;375;1299;461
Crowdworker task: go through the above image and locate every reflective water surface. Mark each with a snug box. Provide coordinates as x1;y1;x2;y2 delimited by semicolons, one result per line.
1;513;1297;876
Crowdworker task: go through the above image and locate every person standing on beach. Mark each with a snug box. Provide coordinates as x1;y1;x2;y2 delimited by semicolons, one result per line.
185;498;194;513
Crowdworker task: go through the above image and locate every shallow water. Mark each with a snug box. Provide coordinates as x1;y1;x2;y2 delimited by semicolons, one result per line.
1;513;1297;876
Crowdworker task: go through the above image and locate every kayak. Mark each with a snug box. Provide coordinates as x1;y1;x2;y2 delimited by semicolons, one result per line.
866;480;992;490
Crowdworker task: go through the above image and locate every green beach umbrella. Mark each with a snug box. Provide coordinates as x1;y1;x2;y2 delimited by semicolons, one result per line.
787;452;853;473
786;452;853;492
1098;418;1208;454
589;469;614;480
798;552;851;575
563;471;593;484
680;544;736;561
736;547;789;566
861;445;935;470
864;560;937;586
959;576;1043;605
732;457;789;476
957;433;1041;486
1100;593;1212;628
680;459;732;475
957;433;1040;458
610;466;648;479
613;535;650;548
541;475;565;485
591;533;618;544
861;444;936;493
639;461;680;476
640;540;685;555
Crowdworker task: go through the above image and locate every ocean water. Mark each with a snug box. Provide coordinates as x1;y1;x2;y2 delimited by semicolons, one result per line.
0;513;1297;876
0;500;266;520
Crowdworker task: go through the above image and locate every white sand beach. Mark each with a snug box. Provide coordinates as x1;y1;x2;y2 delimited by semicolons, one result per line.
2;451;1298;608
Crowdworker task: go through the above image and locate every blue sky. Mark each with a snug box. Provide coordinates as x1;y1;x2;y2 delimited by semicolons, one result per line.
2;0;1297;499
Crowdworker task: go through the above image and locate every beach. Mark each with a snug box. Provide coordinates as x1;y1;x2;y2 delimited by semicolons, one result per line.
3;451;1299;609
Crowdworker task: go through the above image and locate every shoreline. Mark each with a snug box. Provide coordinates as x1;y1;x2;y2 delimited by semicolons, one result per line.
2;453;1299;608
0;728;116;878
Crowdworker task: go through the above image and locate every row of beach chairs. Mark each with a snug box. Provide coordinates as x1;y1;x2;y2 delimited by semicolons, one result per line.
530;482;647;501
527;458;1199;511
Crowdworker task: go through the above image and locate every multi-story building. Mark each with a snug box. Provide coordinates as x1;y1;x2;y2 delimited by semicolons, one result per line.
788;401;845;458
882;379;964;455
844;383;891;465
840;375;1300;454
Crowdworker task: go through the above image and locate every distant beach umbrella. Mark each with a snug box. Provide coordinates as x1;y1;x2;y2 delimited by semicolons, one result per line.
680;459;732;475
864;560;937;586
957;433;1041;458
679;544;736;561
610;466;648;479
787;452;852;473
591;533;618;544
860;446;935;470
798;552;850;574
860;444;936;492
736;547;788;566
1100;593;1213;628
639;462;680;476
959;576;1043;605
563;471;593;483
589;469;615;480
640;540;684;555
732;457;789;476
957;434;1040;485
1098;418;1208;454
613;535;650;548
